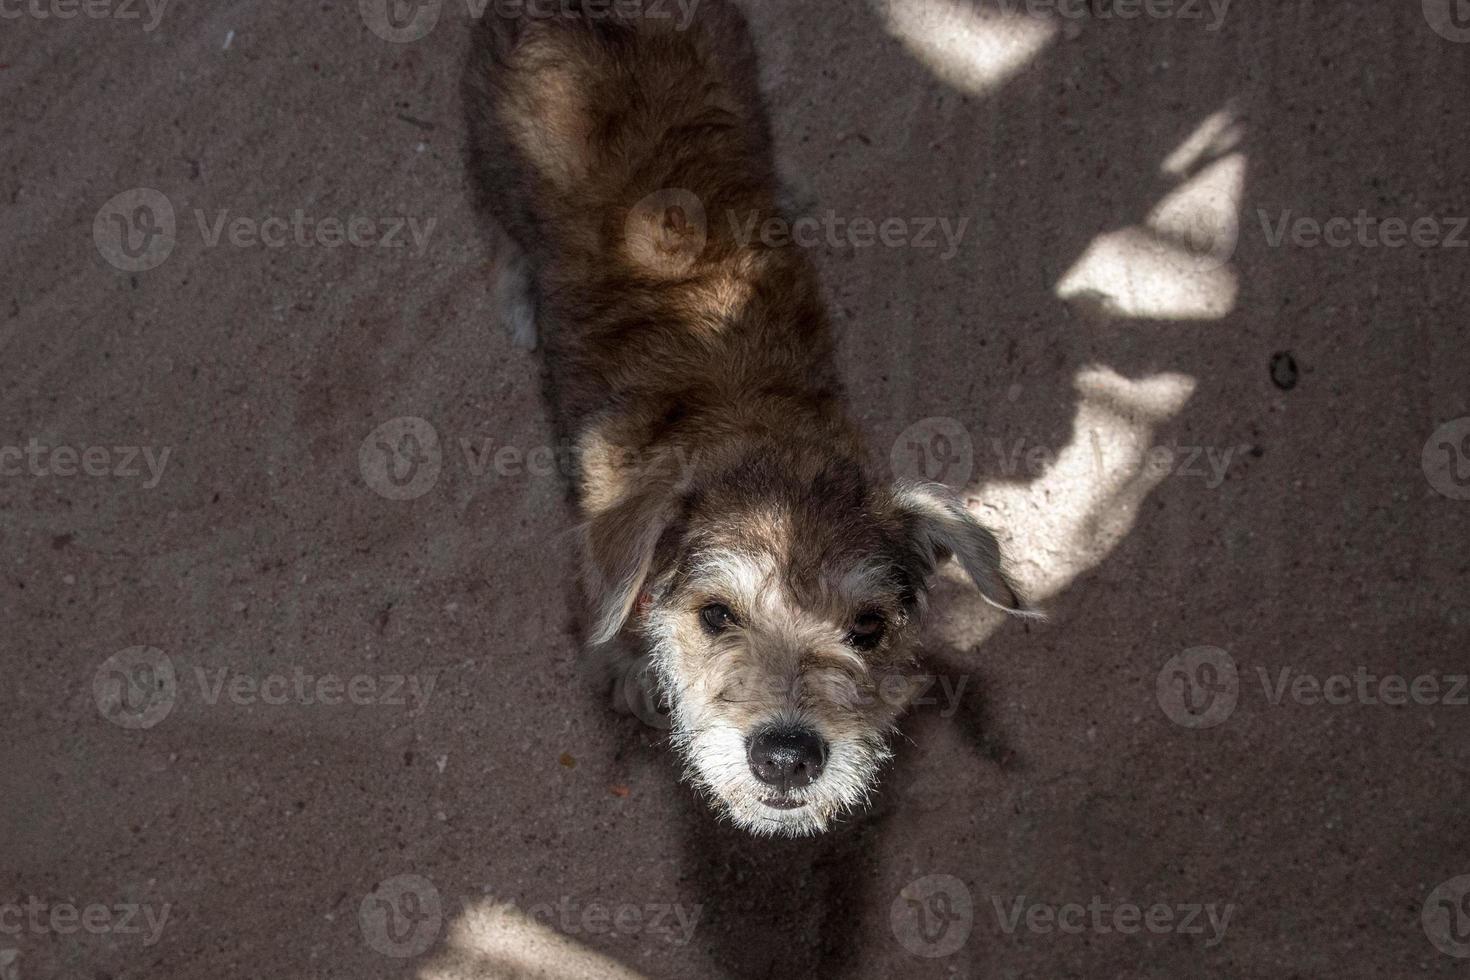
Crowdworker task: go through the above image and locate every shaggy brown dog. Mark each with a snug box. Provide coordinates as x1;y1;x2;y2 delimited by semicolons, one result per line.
463;0;1031;836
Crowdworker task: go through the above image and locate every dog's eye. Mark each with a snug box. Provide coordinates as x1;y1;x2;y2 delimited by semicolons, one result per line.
847;612;886;650
699;603;737;634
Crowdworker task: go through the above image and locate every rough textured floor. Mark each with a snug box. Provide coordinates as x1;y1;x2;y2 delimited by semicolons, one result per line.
3;1;1468;977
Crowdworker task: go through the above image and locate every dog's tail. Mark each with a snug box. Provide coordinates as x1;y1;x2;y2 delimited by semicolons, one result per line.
461;0;777;276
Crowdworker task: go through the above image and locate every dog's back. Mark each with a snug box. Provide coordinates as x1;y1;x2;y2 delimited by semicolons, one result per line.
461;0;848;445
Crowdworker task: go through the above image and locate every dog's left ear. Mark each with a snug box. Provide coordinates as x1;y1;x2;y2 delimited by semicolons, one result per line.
894;482;1037;617
582;485;680;645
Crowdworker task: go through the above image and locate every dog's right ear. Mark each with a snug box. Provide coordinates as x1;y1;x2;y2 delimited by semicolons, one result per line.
894;482;1039;618
582;486;680;645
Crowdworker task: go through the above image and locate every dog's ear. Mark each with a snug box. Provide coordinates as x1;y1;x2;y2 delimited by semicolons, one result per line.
894;482;1036;617
582;485;681;645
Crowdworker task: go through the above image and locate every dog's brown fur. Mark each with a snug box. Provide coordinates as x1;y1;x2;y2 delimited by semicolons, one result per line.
463;0;1030;835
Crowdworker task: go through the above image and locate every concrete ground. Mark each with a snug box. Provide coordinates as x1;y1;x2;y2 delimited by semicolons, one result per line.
3;0;1468;977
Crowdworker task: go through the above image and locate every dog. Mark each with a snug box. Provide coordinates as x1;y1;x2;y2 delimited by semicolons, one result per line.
462;0;1033;836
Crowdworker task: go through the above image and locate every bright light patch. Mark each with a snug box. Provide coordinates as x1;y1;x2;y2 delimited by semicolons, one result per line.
872;0;1058;95
1056;153;1246;320
1161;108;1246;178
939;367;1196;644
420;901;649;980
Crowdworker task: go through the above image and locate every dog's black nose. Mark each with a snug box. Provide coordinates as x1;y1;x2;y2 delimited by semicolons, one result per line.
748;727;827;789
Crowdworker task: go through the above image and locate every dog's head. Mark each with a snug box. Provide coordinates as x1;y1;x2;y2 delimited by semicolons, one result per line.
583;449;1030;836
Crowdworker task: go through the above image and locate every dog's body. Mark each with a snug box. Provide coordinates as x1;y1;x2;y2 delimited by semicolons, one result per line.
464;0;1029;836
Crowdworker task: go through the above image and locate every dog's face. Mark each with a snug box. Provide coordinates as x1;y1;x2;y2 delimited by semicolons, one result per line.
585;452;1028;836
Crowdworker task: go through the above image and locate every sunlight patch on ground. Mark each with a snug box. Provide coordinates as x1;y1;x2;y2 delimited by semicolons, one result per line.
1055;154;1246;320
937;367;1195;643
871;0;1058;95
420;901;648;980
1057;108;1248;321
1161;107;1246;177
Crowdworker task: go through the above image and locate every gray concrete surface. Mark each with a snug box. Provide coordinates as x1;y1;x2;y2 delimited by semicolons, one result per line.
3;0;1468;977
